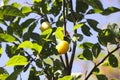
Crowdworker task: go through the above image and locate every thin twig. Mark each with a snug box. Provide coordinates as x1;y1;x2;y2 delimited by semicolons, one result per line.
69;0;77;74
85;45;120;80
59;55;66;70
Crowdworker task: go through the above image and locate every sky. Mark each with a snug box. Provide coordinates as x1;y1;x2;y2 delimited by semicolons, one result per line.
0;0;120;80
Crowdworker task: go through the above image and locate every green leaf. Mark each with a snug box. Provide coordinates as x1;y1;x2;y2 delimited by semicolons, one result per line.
87;9;103;14
21;6;32;13
33;43;42;53
92;43;101;58
6;69;22;80
81;24;92;36
0;33;16;42
108;54;118;67
76;0;88;13
6;55;28;66
41;28;52;39
87;19;101;32
102;7;120;15
11;2;21;8
67;12;84;22
36;59;42;68
73;23;84;31
0;67;9;80
0;45;2;57
83;49;93;60
28;67;40;80
79;42;94;49
21;18;36;31
0;73;9;80
3;0;9;5
0;5;24;19
30;32;41;42
81;0;103;10
98;29;117;46
33;0;42;3
72;33;83;42
55;27;64;40
58;75;73;80
18;41;33;49
96;74;108;80
28;22;37;34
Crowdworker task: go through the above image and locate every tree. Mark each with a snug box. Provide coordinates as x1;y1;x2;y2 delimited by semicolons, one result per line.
0;0;120;80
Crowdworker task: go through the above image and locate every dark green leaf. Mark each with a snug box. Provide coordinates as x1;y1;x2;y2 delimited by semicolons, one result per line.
92;43;101;58
6;44;18;58
30;32;41;42
0;20;8;26
87;19;101;32
98;29;117;46
36;59;42;68
76;0;88;13
108;54;118;67
81;0;104;10
83;49;93;60
50;0;62;16
81;24;92;36
102;7;120;15
79;42;94;49
93;68;100;73
21;18;36;31
28;67;40;80
67;12;84;22
28;22;37;34
0;5;24;19
96;74;108;80
6;69;22;80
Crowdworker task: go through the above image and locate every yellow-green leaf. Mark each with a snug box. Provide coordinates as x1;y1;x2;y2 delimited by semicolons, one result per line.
0;47;2;56
6;55;28;66
58;75;72;80
0;33;16;42
33;0;42;3
0;73;9;80
73;23;83;31
18;41;33;49
21;6;32;13
55;27;64;40
33;43;42;53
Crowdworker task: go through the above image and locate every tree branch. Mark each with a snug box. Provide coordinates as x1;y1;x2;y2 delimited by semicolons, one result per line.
85;45;120;80
69;0;77;75
62;0;69;74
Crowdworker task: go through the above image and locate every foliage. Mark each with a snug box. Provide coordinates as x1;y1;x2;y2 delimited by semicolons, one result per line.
0;0;120;80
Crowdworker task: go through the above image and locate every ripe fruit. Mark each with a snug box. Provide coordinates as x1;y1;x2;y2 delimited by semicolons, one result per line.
56;40;69;54
40;21;51;32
